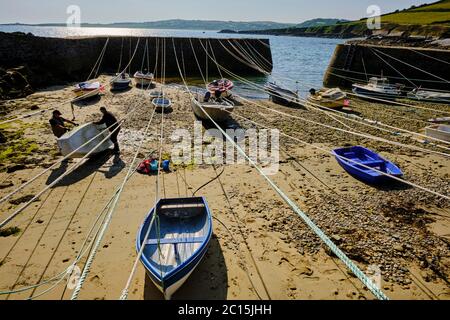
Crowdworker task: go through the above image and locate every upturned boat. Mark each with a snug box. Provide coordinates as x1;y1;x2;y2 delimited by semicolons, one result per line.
136;197;213;300
407;88;450;104
264;82;300;107
57;123;113;158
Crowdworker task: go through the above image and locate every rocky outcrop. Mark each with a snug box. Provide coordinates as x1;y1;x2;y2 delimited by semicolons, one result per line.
0;66;34;100
0;32;273;100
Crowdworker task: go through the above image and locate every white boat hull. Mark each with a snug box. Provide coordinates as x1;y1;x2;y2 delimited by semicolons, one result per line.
425;124;450;143
191;98;234;122
57;123;113;158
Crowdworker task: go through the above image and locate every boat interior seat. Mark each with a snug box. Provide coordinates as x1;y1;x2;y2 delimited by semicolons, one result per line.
359;159;386;168
145;237;206;246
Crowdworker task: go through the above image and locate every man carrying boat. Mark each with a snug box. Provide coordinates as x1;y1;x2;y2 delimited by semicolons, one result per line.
49;110;78;138
94;107;121;154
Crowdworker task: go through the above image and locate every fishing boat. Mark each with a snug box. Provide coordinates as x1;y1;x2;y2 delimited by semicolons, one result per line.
332;146;403;185
152;97;172;113
407;88;450;104
136;197;213;300
191;95;234;122
264;82;299;107
352;77;404;101
307;88;350;110
134;71;155;87
207;78;234;99
425;124;450;143
111;73;131;90
73;82;104;100
57;123;113;158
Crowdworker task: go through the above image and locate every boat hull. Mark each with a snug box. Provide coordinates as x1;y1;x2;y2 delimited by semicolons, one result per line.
191;99;234;122
333;146;403;185
352;85;401;101
265;83;299;107
136;197;213;300
425;124;450;142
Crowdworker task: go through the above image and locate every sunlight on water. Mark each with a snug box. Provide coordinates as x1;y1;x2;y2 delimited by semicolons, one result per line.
0;25;344;98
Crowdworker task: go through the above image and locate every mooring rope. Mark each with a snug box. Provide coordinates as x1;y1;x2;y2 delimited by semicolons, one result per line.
176;39;390;301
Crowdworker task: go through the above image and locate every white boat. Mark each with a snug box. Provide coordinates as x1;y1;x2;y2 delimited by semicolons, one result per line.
352;77;404;101
134;71;155;87
111;73;131;90
191;96;234;122
425;124;450;143
428;117;450;124
152;97;172;113
407;89;450;104
73;82;104;100
149;90;164;99
57;123;113;158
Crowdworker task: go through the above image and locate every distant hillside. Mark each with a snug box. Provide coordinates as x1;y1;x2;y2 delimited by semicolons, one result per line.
296;18;350;28
238;0;450;39
2;19;296;31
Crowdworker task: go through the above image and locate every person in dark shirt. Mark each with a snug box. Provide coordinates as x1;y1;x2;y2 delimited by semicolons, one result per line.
49;110;78;138
94;107;121;154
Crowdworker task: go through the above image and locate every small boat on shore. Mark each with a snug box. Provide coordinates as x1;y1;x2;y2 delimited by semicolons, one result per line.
111;73;131;91
191;96;234;122
149;90;164;99
352;77;404;101
134;71;155;87
407;88;450;104
428;117;450;124
152;97;172;113
207;79;234;99
57;123;113;158
307;88;350;110
73;82;104;100
136;197;213;300
332;146;403;185
264;82;299;107
425;124;450;143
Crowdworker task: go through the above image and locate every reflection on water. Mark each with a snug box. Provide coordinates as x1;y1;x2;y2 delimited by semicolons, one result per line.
0;25;344;98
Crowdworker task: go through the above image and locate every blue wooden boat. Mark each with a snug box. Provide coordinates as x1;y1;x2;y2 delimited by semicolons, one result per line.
136;197;213;300
332;146;403;184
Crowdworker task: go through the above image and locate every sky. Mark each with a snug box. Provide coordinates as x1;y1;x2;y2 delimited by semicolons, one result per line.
0;0;436;24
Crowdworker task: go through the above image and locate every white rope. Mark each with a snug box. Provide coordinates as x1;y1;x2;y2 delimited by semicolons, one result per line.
372;47;450;84
409;48;450;66
71;105;157;300
86;38;110;82
172;46;389;300
197;40;450;157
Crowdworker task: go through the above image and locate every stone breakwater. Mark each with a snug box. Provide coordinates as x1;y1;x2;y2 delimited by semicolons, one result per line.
323;42;450;91
0;32;273;99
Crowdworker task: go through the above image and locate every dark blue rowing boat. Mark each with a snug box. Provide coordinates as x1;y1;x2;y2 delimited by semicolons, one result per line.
332;146;403;185
136;197;213;300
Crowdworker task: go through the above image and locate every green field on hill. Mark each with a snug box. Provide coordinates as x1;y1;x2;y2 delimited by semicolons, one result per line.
380;0;450;25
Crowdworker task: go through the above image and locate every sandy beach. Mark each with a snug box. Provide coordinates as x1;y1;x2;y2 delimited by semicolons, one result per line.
0;76;449;300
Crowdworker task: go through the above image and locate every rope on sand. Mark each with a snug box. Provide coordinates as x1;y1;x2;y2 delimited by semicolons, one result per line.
174;40;390;301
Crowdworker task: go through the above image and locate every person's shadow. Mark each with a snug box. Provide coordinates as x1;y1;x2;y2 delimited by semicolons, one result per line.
143;235;228;300
46;150;114;186
101;154;126;179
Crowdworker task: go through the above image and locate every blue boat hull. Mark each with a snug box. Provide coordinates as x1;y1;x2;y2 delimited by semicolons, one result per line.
136;197;213;299
333;146;403;185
